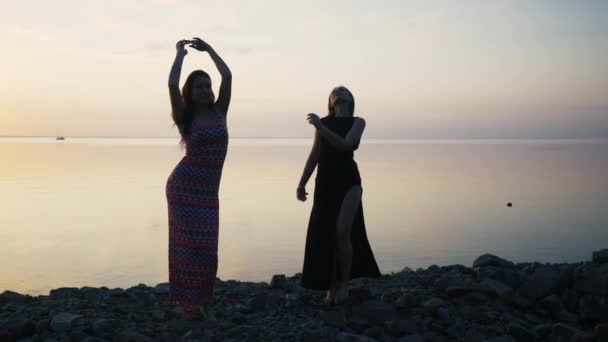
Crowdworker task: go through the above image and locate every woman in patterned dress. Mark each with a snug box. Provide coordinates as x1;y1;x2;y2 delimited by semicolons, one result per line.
166;37;231;319
297;86;380;305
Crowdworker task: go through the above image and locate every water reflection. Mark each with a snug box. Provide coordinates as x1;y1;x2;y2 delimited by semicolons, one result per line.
0;138;607;294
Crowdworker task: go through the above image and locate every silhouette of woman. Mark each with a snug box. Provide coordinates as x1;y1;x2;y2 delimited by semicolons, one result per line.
298;86;380;305
166;38;231;319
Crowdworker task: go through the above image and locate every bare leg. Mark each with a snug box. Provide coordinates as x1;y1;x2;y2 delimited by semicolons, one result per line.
335;186;362;302
325;255;339;305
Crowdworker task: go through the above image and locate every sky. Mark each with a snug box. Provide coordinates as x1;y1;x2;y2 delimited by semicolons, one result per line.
0;0;607;139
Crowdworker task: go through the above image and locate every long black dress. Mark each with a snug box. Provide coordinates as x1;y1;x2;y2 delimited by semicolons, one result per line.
302;116;381;290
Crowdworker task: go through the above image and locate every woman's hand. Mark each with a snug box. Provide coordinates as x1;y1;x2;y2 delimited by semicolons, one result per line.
297;187;308;202
307;113;321;128
176;39;189;56
189;37;211;52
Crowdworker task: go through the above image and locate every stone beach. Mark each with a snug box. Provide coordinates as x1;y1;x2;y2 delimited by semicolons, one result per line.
1;250;608;341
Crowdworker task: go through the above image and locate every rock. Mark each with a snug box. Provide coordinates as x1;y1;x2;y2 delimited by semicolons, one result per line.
0;291;29;305
458;291;490;306
81;337;111;342
150;309;165;321
92;318;131;338
270;274;289;290
423;298;445;310
224;325;261;340
575;263;608;297
507;322;536;342
561;288;580;312
463;329;484;342
424;331;449;342
476;266;500;281
445;323;466;339
435;271;467;290
483;336;515;342
0;330;13;341
579;294;608;322
69;327;90;341
524;312;544;325
396;293;419;309
353;300;399;324
518;267;565;300
363;326;383;338
595;322;608;338
301;329;326;342
398;334;426;342
539;294;564;314
480;279;513;298
510;293;534;309
335;332;378;342
551;323;586;340
265;293;282;310
114;329;153;342
347;319;371;333
49;287;80;298
319;310;346;328
126;283;149;292
437;307;450;322
533;324;552;339
349;287;372;304
445;285;494;298
167;319;200;335
108;288;127;297
50;312;82;333
153;283;170;295
554;310;578;323
0;317;35;339
35;319;50;335
477;266;525;289
473;254;513;269
80;286;102;301
593;249;608;264
442;264;474;274
428;264;440;272
247;295;269;312
571;332;595;342
182;328;207;340
384;319;418;337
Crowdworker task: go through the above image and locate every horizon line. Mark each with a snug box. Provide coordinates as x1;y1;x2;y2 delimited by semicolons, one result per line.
2;135;608;141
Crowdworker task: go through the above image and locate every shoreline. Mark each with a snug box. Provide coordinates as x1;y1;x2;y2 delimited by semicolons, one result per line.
1;251;607;341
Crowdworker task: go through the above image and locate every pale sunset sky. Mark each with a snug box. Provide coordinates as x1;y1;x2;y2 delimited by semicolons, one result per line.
0;0;606;138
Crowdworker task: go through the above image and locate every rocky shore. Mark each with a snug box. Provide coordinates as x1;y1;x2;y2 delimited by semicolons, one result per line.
1;250;608;341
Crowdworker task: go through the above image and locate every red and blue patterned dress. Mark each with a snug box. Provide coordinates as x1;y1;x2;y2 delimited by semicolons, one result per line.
166;113;228;309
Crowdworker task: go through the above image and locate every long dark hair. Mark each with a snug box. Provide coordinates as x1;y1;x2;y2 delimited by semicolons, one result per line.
172;70;214;140
327;86;355;117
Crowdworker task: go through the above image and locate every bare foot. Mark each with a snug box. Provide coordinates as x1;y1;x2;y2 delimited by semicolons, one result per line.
324;289;337;306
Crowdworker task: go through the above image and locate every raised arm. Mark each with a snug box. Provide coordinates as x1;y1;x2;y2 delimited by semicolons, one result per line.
189;37;232;115
169;40;188;126
297;132;321;201
307;114;366;152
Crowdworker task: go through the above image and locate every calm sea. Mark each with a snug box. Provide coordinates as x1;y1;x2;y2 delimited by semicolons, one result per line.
1;137;607;294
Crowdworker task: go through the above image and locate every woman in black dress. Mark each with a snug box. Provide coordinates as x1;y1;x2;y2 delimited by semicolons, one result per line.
297;86;381;305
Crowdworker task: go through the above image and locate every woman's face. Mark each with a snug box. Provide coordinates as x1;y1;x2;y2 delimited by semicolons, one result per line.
191;76;214;106
329;86;353;108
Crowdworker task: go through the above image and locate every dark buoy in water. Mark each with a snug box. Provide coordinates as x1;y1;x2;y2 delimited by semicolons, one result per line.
507;202;512;207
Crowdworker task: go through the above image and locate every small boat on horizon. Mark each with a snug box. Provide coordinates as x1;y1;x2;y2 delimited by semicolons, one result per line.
55;129;66;141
